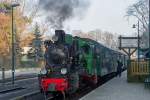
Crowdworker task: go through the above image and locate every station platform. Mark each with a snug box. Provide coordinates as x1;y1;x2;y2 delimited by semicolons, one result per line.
80;71;150;100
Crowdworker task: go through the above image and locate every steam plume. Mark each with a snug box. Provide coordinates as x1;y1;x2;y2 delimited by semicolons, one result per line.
39;0;90;29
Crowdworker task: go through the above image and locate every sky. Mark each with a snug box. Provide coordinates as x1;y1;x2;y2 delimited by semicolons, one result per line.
63;0;138;36
24;0;138;36
0;0;139;36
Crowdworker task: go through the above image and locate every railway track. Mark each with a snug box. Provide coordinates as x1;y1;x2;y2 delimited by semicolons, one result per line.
0;77;39;100
12;69;126;100
0;74;37;84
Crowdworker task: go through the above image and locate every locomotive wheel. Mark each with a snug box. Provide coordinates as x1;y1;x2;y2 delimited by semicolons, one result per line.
52;92;59;97
91;68;98;88
52;92;66;100
61;91;66;100
93;75;98;84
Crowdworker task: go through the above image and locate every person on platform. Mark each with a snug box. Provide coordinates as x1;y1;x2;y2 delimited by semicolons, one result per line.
117;60;123;77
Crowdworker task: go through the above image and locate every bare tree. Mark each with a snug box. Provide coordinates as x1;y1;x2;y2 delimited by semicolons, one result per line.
0;0;39;68
126;0;148;32
126;0;149;48
72;29;118;49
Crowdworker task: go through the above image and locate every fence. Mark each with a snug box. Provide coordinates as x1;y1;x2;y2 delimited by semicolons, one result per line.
130;60;149;75
127;59;150;82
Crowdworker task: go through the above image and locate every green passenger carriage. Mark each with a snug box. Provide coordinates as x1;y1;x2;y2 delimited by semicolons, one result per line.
64;33;127;81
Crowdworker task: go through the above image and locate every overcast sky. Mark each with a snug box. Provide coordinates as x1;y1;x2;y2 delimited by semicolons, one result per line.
64;0;138;36
0;0;138;36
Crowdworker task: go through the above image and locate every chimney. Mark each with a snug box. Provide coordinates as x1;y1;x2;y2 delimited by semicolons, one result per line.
55;30;65;43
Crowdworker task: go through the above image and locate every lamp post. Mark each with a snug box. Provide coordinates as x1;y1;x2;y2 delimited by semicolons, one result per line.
11;2;20;85
132;20;140;63
149;0;150;77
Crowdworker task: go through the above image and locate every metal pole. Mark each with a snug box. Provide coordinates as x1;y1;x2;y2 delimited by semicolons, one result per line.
12;7;15;85
127;48;131;82
2;68;5;84
138;20;140;67
149;0;150;75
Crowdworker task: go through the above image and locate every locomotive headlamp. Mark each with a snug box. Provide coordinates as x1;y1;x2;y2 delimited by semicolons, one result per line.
40;68;47;75
52;35;58;42
61;68;67;74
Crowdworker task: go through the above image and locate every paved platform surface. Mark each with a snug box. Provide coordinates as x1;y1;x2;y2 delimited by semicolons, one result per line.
80;71;150;100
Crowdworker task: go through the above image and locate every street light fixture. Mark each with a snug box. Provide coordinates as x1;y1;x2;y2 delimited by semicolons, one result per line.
11;3;20;7
149;0;150;76
11;2;20;85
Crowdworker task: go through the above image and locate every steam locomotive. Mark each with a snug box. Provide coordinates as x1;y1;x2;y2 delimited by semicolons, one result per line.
38;30;127;96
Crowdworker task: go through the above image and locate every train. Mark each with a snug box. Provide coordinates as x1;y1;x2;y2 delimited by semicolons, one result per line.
38;30;128;96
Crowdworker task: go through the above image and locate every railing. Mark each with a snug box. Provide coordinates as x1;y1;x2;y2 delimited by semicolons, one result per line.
130;60;150;75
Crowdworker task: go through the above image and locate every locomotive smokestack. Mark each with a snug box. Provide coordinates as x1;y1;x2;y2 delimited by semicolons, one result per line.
55;30;65;43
